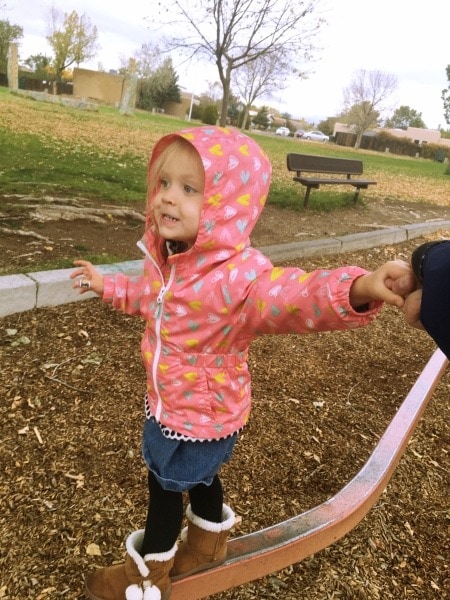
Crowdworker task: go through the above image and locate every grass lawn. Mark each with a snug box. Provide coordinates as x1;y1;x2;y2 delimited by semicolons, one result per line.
0;87;448;210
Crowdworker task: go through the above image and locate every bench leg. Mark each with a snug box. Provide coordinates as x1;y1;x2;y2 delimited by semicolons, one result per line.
304;187;312;208
353;188;361;203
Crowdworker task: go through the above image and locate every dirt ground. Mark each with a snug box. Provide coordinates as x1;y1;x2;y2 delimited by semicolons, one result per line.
0;193;449;276
1;197;449;599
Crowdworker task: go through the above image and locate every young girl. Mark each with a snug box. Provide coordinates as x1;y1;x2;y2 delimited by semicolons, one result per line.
71;126;414;600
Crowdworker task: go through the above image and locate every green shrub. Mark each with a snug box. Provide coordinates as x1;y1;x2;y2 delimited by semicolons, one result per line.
362;131;421;157
202;104;219;125
420;143;450;162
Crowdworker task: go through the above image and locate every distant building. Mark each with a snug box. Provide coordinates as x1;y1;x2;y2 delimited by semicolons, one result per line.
162;91;198;120
73;68;125;106
72;67;196;118
333;123;450;147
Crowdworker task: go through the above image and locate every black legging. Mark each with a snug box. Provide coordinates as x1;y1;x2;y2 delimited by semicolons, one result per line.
141;471;224;554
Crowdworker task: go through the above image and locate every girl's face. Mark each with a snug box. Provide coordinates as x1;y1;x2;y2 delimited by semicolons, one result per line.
151;144;205;249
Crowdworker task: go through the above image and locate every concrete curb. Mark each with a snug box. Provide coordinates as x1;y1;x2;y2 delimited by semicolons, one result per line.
1;220;450;318
13;89;98;111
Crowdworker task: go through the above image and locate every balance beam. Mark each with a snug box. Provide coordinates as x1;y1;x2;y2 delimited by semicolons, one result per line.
171;349;448;599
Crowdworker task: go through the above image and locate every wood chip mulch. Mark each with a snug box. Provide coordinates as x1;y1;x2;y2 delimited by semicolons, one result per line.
1;239;449;600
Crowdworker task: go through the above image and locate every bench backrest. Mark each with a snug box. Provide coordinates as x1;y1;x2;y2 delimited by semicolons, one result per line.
287;153;363;176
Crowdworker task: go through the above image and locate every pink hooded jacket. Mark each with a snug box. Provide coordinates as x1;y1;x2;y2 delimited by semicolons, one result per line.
103;126;381;440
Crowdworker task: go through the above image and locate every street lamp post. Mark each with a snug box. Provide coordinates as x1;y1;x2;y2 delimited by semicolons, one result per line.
237;102;244;129
188;92;196;122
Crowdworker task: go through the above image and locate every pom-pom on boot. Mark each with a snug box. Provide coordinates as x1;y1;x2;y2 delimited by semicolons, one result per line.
84;530;177;600
170;504;235;579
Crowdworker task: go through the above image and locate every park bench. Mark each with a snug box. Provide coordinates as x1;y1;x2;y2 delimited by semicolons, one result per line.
287;153;377;207
170;348;448;599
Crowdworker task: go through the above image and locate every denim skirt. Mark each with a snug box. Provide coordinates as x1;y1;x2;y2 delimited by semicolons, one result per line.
142;417;237;492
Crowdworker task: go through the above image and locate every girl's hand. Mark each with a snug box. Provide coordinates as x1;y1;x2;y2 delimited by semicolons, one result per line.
350;260;415;309
70;260;104;296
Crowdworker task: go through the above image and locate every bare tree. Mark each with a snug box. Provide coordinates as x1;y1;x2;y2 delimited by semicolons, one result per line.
149;0;325;126
442;64;450;125
46;7;99;86
134;42;162;78
234;51;290;129
342;69;398;148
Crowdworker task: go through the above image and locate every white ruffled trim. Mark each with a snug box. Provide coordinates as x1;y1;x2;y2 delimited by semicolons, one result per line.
186;503;235;533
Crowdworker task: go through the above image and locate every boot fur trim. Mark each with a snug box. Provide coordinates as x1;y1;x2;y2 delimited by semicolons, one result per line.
126;530;150;578
186;503;235;533
126;530;177;578
143;543;177;563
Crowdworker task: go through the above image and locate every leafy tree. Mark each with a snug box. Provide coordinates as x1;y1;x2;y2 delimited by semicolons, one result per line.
0;19;23;73
150;0;325;127
138;57;181;110
342;69;398;147
130;43;181;111
46;8;98;84
384;105;426;129
252;105;270;130
317;116;338;136
23;54;52;79
225;93;243;126
442;64;450;125
191;90;222;120
346;101;380;132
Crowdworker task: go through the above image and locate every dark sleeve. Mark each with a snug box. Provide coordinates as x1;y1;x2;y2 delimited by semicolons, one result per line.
418;240;450;358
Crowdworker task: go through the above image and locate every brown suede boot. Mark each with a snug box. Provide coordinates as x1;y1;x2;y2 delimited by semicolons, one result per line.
170;504;235;580
84;530;177;600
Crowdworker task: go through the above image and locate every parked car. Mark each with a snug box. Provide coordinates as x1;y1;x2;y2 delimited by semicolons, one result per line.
294;129;305;138
275;126;290;136
303;130;329;142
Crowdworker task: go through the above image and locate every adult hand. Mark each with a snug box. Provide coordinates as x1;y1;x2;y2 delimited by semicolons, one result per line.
387;270;418;298
402;289;424;329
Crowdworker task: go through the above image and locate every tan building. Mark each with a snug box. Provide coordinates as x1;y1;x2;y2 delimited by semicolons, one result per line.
163;92;196;119
73;67;191;118
73;68;125;105
333;122;450;147
384;126;445;145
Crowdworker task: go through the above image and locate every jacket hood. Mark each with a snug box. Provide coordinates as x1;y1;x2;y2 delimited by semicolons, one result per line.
147;126;272;256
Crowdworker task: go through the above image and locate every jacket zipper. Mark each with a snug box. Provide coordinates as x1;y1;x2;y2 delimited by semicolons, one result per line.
137;239;176;421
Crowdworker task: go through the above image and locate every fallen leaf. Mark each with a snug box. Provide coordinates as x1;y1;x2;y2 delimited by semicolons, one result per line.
11;336;31;347
86;543;102;556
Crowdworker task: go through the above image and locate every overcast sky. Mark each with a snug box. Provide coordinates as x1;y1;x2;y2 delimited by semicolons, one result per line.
2;0;449;129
